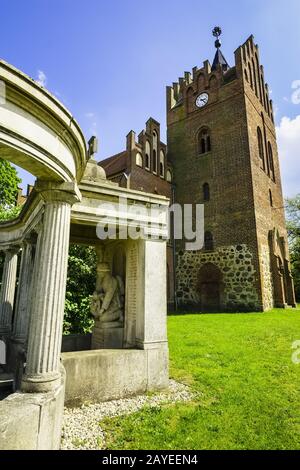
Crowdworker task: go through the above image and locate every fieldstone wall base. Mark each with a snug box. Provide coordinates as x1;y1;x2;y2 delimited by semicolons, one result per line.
176;244;260;311
260;245;274;311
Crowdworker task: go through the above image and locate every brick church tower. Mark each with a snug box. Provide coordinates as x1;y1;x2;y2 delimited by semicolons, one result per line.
167;29;296;311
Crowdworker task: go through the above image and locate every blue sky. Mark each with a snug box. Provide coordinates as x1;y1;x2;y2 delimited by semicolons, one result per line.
1;0;299;197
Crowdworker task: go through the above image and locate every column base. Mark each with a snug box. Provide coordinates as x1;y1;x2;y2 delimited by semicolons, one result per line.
21;371;61;393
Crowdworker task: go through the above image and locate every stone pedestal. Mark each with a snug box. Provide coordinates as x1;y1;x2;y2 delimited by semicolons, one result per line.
92;323;124;349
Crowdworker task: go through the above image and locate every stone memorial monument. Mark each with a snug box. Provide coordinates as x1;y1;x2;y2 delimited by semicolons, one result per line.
0;59;169;450
91;261;125;349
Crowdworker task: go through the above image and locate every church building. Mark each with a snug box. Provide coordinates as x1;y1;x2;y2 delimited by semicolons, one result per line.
100;30;296;312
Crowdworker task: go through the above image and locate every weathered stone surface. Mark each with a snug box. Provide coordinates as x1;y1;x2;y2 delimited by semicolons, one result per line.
0;249;19;337
62;349;149;406
22;190;76;393
91;327;124;349
0;378;65;450
176;244;260;310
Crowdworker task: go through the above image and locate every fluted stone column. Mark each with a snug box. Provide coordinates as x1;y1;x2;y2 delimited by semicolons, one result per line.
12;241;34;344
21;182;81;393
0;248;19;338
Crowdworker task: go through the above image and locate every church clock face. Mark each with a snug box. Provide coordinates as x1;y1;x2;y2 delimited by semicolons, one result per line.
195;92;209;108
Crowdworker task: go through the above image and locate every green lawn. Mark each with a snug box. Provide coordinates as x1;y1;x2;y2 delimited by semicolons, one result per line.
102;308;300;450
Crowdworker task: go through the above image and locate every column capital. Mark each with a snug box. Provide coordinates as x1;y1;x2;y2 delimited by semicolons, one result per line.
0;245;21;256
34;180;82;205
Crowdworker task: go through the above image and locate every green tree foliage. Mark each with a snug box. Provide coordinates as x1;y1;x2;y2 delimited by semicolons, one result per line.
0;160;22;279
0;205;22;221
0;158;21;209
286;194;300;300
64;245;97;335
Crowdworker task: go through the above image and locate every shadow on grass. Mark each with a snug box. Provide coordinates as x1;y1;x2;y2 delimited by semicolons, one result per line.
168;305;300;317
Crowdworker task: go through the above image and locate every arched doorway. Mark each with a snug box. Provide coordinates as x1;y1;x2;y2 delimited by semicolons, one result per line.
198;263;223;312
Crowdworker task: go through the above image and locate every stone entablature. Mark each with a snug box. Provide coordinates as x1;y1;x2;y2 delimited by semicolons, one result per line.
176;244;260;311
0;60;87;183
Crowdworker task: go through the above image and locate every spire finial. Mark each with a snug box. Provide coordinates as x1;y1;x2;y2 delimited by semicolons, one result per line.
212;26;222;49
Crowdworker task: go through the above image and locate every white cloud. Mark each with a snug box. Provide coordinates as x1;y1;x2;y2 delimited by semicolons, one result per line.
276;115;300;197
36;70;47;87
291;80;300;105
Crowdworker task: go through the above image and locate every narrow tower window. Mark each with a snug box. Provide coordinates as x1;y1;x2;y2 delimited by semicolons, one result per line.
204;231;214;251
255;54;263;102
203;183;210;202
269;189;273;207
268;142;275;182
153;149;157;173
252;58;258;97
153;130;158;173
145;140;151;170
248;63;253;89
257;127;266;171
198;128;211;155
160;150;165;177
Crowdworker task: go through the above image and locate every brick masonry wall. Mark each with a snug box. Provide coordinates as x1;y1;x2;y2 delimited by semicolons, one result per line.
166;36;294;311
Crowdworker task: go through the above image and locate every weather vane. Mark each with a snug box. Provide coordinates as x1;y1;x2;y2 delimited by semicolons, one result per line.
212;26;222;49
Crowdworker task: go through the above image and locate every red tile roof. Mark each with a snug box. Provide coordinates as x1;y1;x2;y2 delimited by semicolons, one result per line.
99;151;128;177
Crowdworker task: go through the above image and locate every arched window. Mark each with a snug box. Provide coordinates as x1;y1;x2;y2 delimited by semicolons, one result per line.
252;58;258;97
266;94;270;115
153;149;157;173
257;127;265;171
204;231;214;251
268;142;275;182
166;169;172;183
255;54;263;102
153;131;158;173
159;150;165;177
269;189;273;207
261;74;266;109
198;128;211;155
145;140;151;170
153;130;158;148
244;69;249;83
136;152;143;167
207;135;211;152
242;47;246;63
203;183;210;202
248;63;253;89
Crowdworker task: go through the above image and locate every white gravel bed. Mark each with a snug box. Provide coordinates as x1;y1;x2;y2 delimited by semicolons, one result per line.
61;380;195;450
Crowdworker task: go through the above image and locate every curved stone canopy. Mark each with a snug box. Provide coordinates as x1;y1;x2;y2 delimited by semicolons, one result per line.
0;60;87;183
